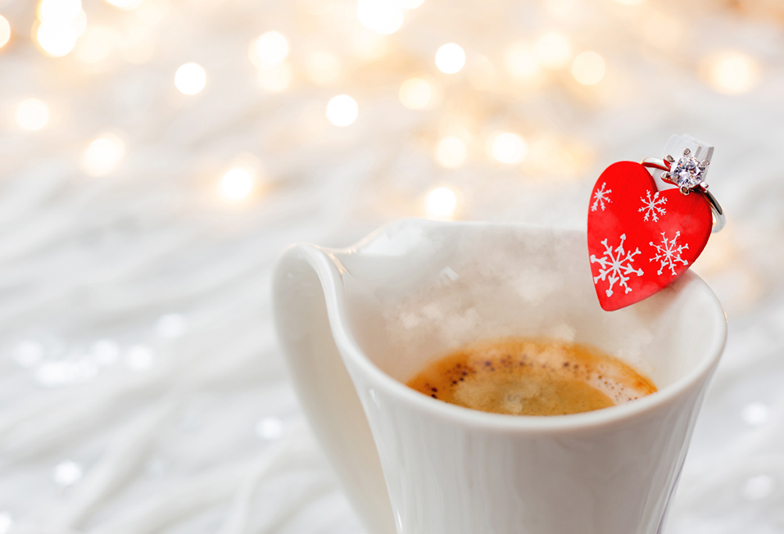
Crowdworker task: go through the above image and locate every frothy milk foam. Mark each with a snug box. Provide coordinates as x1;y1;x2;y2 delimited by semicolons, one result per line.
407;338;656;416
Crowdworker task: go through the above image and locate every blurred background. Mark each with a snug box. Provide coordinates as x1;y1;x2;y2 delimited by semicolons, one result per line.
0;0;782;532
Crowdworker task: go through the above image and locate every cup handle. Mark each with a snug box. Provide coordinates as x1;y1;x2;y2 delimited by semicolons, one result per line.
273;244;396;534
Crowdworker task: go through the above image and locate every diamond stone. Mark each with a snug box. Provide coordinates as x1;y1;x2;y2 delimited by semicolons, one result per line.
671;156;705;190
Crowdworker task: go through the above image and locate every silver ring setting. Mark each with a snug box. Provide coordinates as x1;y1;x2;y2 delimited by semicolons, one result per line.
641;148;725;233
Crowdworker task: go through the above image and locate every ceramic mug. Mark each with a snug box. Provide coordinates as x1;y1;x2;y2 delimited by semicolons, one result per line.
272;220;727;534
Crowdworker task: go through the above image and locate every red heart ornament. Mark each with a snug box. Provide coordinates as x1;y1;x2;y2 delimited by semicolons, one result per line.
587;161;712;311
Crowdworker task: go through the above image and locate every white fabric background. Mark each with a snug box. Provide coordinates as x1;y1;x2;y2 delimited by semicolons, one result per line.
0;0;782;532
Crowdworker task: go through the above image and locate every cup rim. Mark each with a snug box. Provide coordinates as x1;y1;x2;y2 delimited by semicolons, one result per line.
319;219;728;433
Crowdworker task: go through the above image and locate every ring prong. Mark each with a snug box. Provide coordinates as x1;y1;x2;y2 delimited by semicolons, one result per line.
661;172;674;184
700;160;710;168
665;155;675;163
700;182;709;192
680;186;690;195
683;148;691;156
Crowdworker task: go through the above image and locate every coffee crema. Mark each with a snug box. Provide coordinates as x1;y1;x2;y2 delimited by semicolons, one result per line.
406;338;656;416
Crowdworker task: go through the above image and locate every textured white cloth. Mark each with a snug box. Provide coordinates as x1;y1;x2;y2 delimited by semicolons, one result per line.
0;0;782;532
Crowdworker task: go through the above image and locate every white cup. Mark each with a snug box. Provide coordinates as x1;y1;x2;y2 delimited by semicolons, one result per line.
273;220;727;534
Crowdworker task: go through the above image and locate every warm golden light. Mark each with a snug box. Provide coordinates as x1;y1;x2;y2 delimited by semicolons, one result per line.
435;136;467;168
105;0;144;10
572;51;605;85
396;0;424;8
72;9;87;37
16;99;50;131
505;43;539;81
357;0;404;35
257;62;292;93
534;32;571;69
399;77;434;110
426;187;457;219
83;134;125;176
76;26;119;64
326;94;358;126
435;43;465;74
301;0;334;15
37;0;82;22
136;0;169;25
251;31;289;67
706;51;760;95
220;168;254;202
351;30;388;61
544;0;577;17
525;136;591;179
175;62;206;95
120;24;154;64
305;51;341;85
0;15;11;49
37;21;78;57
639;11;682;51
490;132;528;164
467;55;497;90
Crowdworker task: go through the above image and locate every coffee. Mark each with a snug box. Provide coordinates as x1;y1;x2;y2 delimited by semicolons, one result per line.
407;338;656;416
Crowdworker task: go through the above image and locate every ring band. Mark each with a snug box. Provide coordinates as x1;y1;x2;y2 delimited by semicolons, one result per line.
641;158;726;233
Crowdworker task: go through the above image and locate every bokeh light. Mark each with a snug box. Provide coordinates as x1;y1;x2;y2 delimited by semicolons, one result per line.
258;61;293;92
534;32;571;69
257;62;292;93
505;43;539;81
435;136;467;167
0;15;10;49
357;0;404;35
351;30;388;60
544;0;578;17
117;25;154;64
0;0;779;527
326;94;358;126
105;0;144;10
467;55;497;90
435;43;465;74
83;134;125;176
15;99;49;131
706;51;760;94
305;51;341;85
175;62;206;95
53;460;82;487
490;132;528;164
220;168;254;202
251;31;289;68
572;51;605;85
37;0;82;22
136;0;169;25
741;402;769;426
399;77;434;110
397;0;424;8
71;8;87;36
37;21;78;57
426;187;457;219
255;417;284;440
34;0;85;57
76;26;119;64
300;0;334;15
126;345;154;370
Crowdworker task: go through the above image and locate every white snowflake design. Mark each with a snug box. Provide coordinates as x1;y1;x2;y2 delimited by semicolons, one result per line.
638;189;667;222
590;233;644;297
649;231;689;276
591;182;612;212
